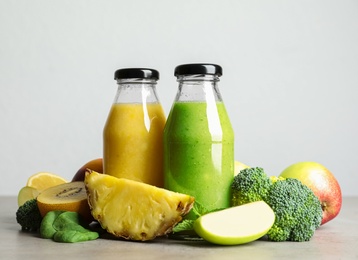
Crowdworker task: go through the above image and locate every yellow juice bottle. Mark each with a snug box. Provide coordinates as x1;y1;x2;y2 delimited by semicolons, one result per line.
103;68;165;187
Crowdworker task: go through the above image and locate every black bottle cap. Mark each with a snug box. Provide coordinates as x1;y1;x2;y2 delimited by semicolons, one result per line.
174;63;223;77
114;68;159;80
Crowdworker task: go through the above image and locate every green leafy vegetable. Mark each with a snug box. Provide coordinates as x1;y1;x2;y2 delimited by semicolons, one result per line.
172;201;222;233
172;219;195;233
40;211;99;243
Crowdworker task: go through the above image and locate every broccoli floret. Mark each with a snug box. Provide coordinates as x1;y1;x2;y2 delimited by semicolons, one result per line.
265;178;322;242
231;169;323;242
231;167;272;206
16;199;42;231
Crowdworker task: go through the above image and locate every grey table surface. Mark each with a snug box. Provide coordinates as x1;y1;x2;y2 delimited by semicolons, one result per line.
1;196;357;260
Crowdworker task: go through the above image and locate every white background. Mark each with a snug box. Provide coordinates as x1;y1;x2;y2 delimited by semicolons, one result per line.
1;0;357;196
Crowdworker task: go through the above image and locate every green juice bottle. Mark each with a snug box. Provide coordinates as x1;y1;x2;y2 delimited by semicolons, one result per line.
164;64;235;228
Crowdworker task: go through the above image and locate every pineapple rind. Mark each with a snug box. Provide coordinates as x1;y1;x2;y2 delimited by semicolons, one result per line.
85;170;194;241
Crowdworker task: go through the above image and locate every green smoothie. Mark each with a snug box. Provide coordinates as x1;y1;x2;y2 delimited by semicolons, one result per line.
164;101;234;219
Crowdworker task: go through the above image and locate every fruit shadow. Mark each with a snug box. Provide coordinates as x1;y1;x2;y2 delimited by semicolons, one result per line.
89;221;210;246
89;221;271;247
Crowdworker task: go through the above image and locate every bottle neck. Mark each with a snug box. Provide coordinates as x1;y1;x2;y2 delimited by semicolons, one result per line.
175;74;223;102
114;78;160;104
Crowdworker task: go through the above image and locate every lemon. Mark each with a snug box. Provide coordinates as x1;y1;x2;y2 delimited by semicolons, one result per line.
234;161;250;176
26;172;67;192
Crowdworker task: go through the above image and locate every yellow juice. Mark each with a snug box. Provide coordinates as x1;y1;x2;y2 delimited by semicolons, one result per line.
103;103;166;187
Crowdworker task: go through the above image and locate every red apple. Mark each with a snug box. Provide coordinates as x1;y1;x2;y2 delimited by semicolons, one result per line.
72;158;103;182
279;161;342;225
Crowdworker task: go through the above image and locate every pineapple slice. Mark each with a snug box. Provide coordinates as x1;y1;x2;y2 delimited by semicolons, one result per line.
84;170;194;241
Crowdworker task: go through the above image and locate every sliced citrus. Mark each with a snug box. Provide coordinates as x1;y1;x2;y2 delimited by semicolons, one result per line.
26;172;67;192
17;186;40;206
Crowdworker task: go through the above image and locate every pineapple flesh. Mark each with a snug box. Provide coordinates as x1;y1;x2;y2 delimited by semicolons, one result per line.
85;170;194;241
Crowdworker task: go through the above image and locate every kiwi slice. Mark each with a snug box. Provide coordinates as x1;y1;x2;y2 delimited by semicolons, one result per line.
37;181;92;221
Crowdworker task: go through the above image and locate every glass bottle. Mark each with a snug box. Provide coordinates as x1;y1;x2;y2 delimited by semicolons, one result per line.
103;68;166;187
164;63;235;219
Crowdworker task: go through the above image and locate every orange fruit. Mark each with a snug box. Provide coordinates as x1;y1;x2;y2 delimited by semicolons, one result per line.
72;158;103;181
26;172;67;192
36;181;92;222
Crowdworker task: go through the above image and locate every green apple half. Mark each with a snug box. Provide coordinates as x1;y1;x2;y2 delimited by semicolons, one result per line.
193;201;275;245
17;186;39;206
